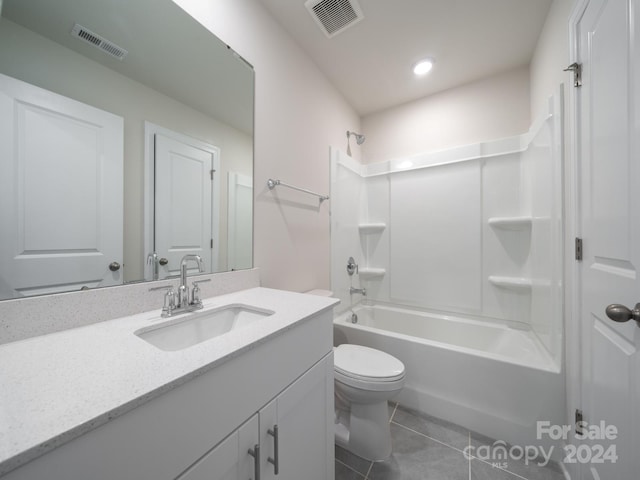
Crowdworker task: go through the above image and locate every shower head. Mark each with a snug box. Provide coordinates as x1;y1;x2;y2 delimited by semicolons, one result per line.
347;131;366;145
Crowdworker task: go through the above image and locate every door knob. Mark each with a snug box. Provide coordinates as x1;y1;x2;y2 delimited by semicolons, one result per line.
605;303;640;327
109;262;121;272
158;258;169;266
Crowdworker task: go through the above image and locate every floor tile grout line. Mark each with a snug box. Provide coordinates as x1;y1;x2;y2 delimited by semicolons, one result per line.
364;460;374;480
340;404;552;480
335;458;367;479
389;402;398;423
468;432;471;480
389;415;539;480
390;420;470;455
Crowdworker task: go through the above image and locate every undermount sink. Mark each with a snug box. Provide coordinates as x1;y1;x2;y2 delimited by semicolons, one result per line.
135;304;274;351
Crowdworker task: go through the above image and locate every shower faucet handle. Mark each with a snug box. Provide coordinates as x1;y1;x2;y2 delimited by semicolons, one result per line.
347;257;358;276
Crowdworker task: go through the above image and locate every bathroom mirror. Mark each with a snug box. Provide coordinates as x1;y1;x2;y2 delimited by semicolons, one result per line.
0;0;254;301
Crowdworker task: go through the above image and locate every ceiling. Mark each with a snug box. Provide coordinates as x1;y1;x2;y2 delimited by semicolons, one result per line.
258;0;553;116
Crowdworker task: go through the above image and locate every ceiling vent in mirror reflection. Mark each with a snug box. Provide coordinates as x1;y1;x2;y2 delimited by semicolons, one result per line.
70;23;128;60
305;0;364;38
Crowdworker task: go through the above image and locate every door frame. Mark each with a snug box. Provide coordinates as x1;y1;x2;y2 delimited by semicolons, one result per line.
143;122;221;280
566;1;591;479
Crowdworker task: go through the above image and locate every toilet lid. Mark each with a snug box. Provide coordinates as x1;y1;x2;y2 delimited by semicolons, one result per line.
334;344;405;381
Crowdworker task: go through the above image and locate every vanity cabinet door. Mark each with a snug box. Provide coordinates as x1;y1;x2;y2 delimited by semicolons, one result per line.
176;414;258;480
259;353;334;480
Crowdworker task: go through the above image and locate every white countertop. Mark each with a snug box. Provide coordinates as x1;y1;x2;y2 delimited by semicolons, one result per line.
0;287;338;476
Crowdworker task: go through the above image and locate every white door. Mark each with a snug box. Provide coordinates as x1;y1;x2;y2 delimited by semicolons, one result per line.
259;354;334;480
0;73;123;299
176;414;258;480
577;0;640;478
227;172;253;271
154;133;217;278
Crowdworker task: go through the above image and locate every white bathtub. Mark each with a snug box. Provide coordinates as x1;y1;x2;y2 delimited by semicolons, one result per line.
333;303;565;453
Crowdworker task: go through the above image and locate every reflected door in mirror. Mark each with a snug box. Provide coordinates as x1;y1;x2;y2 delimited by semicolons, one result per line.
154;132;219;279
0;74;124;299
228;172;253;270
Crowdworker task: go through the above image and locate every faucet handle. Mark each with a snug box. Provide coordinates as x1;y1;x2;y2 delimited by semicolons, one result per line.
149;284;176;316
191;279;211;306
163;289;176;313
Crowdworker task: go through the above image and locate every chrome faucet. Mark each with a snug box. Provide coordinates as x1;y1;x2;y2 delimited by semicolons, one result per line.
149;255;211;318
349;286;366;296
178;254;204;307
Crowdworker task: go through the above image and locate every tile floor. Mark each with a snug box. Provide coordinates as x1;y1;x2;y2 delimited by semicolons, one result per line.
335;403;567;480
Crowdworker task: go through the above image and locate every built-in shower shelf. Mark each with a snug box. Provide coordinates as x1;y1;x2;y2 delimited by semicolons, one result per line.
358;223;386;234
488;216;532;230
359;268;386;279
488;276;532;291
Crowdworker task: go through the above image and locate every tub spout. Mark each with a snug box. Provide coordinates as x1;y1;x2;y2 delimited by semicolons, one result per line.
350;287;366;296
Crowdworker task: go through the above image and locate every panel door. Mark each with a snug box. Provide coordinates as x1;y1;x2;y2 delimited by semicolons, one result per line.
259;354;334;480
0;73;123;298
154;133;214;278
577;0;640;478
176;414;258;480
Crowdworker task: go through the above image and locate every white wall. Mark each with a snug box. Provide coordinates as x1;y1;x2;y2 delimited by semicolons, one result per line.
360;66;531;165
530;0;575;121
174;0;361;292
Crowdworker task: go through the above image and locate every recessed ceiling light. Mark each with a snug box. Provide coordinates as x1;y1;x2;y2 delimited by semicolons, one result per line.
413;58;434;76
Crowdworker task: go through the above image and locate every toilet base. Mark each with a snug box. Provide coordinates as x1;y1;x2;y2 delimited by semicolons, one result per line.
335;400;392;461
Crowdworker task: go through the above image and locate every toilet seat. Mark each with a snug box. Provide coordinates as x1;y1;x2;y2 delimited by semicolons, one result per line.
334;344;405;390
335;369;405;392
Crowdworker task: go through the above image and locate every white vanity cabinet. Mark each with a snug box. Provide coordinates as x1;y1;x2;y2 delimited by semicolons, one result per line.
257;354;334;480
2;307;335;480
177;355;334;480
177;415;259;480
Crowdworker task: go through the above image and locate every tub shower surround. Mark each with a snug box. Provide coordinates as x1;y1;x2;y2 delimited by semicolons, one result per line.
331;90;564;455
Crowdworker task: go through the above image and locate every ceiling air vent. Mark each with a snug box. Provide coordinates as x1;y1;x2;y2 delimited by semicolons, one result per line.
304;0;364;38
70;23;128;60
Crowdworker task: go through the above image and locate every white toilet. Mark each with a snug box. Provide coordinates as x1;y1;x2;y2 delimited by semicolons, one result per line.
333;344;405;461
303;289;405;460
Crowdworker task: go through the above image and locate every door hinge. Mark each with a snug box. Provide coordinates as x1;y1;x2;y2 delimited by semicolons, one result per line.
575;409;584;435
210;169;215;180
210;238;213;249
575;237;583;261
564;62;582;87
